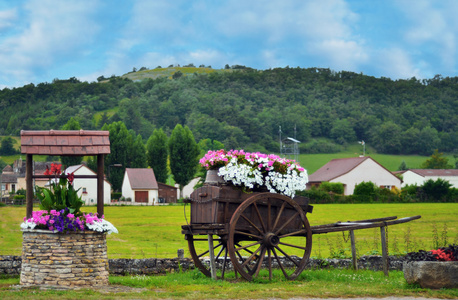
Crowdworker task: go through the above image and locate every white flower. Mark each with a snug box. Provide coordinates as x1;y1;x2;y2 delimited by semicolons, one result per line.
86;219;118;234
20;220;37;230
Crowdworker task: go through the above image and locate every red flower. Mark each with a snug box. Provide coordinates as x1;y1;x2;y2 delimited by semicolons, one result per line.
50;163;62;175
44;165;51;176
68;172;75;185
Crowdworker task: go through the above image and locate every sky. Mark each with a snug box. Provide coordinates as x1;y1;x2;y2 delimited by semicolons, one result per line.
1;0;457;89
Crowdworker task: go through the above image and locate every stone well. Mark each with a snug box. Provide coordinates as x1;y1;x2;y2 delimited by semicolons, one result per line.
20;229;109;287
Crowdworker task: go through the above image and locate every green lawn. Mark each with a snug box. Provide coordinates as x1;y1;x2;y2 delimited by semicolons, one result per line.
1;268;457;299
1;203;457;259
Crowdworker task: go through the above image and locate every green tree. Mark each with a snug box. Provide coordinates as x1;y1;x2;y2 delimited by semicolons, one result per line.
371;121;402;154
397;161;408;171
330;118;356;145
421;178;452;201
60;117;83;168
146;128;169;183
130;133;147;168
102;121;133;191
0;137;17;156
420;149;453;169
168;124;199;198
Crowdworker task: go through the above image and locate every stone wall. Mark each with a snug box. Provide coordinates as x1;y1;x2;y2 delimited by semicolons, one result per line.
20;229;109;287
2;254;406;276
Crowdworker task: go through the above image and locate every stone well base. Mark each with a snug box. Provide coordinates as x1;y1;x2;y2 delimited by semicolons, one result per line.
20;229;109;287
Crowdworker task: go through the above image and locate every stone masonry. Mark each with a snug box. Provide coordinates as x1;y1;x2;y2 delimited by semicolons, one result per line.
20;229;109;287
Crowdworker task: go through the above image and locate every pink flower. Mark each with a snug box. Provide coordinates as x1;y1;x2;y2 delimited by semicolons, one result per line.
67;213;75;219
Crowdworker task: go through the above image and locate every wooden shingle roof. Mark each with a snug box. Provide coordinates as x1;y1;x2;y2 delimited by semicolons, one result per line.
21;130;110;156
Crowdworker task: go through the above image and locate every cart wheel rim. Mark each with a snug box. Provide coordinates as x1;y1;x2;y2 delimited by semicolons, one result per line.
227;193;312;281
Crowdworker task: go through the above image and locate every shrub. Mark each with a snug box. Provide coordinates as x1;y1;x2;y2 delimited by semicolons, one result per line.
319;182;344;194
111;192;122;200
353;181;376;202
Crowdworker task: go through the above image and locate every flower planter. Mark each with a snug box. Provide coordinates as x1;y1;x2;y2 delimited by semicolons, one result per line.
20;229;109;287
403;261;458;289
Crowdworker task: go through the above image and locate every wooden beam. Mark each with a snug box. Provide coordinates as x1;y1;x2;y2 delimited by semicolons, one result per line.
97;154;104;217
26;154;33;219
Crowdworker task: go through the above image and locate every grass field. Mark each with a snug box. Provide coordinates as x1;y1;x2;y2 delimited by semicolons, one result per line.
1;203;457;259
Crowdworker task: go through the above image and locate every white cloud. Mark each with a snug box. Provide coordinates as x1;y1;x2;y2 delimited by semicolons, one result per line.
0;0;101;85
397;0;457;74
0;8;17;31
378;48;421;79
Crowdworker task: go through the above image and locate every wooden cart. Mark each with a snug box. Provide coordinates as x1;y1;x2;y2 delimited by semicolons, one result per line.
182;177;420;281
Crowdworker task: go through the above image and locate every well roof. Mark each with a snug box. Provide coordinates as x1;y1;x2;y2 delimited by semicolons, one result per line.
21;130;110;156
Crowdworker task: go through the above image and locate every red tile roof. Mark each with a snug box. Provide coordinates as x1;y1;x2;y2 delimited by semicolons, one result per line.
21;130;110;155
407;169;458;177
125;168;158;189
308;156;370;182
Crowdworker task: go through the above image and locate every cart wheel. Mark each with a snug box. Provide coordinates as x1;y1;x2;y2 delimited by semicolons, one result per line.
227;193;312;281
186;234;230;278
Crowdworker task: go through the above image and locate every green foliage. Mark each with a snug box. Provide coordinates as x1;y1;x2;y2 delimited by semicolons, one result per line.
319;182;344;194
353;181;376;202
35;177;84;215
0;137;18;156
168;124;199;196
102;121;133;191
420;149;453;169
397;160;408;171
1;67;457;156
421;178;453;202
146;128;169;183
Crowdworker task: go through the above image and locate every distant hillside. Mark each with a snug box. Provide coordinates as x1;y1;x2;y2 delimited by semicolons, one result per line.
0;67;457;156
121;66;232;81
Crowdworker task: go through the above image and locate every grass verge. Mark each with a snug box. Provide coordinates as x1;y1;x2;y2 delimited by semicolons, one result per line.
1;269;457;299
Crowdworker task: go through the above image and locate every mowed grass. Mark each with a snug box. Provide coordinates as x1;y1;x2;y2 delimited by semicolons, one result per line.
1;203;457;259
1;268;457;299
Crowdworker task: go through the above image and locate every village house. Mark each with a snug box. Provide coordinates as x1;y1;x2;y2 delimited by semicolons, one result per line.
1;159;57;197
122;168;159;205
396;169;458;188
307;156;402;195
61;164;112;205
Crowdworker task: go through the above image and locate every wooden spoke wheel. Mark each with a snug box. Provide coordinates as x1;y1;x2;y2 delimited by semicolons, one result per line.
186;234;231;279
227;193;312;281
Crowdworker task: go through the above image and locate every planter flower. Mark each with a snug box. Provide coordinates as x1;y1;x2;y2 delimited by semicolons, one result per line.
200;149;308;198
19;163;117;234
403;245;458;289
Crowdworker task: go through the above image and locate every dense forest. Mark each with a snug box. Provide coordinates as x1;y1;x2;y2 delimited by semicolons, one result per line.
1;67;457;155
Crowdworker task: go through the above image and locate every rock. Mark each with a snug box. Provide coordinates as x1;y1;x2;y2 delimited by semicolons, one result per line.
403;261;458;289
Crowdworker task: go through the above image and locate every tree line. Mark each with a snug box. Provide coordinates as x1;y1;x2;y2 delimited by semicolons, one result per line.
0;67;457;156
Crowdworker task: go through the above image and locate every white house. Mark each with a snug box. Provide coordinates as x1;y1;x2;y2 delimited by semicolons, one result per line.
122;168;158;205
63;165;112;205
397;169;458;188
307;156;402;195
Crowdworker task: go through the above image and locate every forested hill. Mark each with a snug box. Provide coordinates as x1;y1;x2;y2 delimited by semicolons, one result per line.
1;67;457;155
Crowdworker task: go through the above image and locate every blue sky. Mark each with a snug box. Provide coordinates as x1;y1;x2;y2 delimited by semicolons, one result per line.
1;0;457;88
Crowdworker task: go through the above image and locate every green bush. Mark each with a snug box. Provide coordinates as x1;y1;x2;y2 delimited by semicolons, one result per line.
13;195;25;200
319;182;344;194
111;192;122;200
353;181;376;202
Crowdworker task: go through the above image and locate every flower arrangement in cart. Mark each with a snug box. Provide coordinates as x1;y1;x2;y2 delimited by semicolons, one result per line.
200;149;308;198
20;163;118;234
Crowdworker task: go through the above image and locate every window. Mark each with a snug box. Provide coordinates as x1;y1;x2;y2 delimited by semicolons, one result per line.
82;187;87;194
